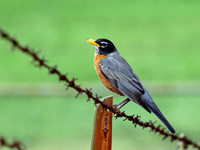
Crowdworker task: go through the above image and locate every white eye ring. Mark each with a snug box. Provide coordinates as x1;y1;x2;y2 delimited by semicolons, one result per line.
100;41;108;48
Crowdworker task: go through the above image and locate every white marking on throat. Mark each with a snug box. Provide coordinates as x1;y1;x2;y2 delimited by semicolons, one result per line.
94;45;99;55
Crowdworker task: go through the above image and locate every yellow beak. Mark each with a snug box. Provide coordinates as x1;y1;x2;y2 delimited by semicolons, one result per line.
87;39;100;47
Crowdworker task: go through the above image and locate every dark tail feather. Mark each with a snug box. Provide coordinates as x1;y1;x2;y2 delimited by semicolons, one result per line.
144;102;175;134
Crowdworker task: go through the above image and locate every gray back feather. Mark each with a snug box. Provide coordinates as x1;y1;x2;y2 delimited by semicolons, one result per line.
99;52;145;106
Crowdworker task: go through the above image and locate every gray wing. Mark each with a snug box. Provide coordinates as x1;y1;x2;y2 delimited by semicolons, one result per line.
100;55;175;133
99;55;147;108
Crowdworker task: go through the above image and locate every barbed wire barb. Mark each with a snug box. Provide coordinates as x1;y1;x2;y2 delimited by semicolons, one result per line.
0;137;24;150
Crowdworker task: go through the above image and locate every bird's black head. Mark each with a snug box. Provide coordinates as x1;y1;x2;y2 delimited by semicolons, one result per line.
87;38;117;55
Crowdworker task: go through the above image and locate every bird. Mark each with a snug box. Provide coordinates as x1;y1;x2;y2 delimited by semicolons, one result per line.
87;38;175;134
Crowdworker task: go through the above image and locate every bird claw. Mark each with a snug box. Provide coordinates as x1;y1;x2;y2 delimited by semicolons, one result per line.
112;104;121;113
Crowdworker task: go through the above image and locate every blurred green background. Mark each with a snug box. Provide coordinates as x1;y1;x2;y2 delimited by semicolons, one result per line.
0;0;200;150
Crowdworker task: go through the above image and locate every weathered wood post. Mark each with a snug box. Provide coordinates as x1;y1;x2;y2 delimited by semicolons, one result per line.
91;96;113;150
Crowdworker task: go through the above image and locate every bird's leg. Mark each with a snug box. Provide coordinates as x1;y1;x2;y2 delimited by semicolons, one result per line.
113;98;130;110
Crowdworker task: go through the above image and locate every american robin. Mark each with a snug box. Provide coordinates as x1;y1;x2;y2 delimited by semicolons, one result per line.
87;38;175;134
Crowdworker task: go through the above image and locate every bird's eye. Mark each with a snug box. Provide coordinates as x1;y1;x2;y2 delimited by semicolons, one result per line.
100;41;108;48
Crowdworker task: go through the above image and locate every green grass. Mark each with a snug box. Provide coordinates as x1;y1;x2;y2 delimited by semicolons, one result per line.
0;95;199;150
0;0;200;149
0;0;200;83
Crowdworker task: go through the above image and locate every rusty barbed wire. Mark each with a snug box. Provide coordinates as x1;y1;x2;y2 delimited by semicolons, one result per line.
0;137;24;150
0;28;200;150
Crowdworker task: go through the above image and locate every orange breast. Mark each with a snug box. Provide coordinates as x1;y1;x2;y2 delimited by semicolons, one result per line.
94;53;124;96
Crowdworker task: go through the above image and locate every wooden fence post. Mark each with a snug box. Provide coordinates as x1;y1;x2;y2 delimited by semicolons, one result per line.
91;96;113;150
